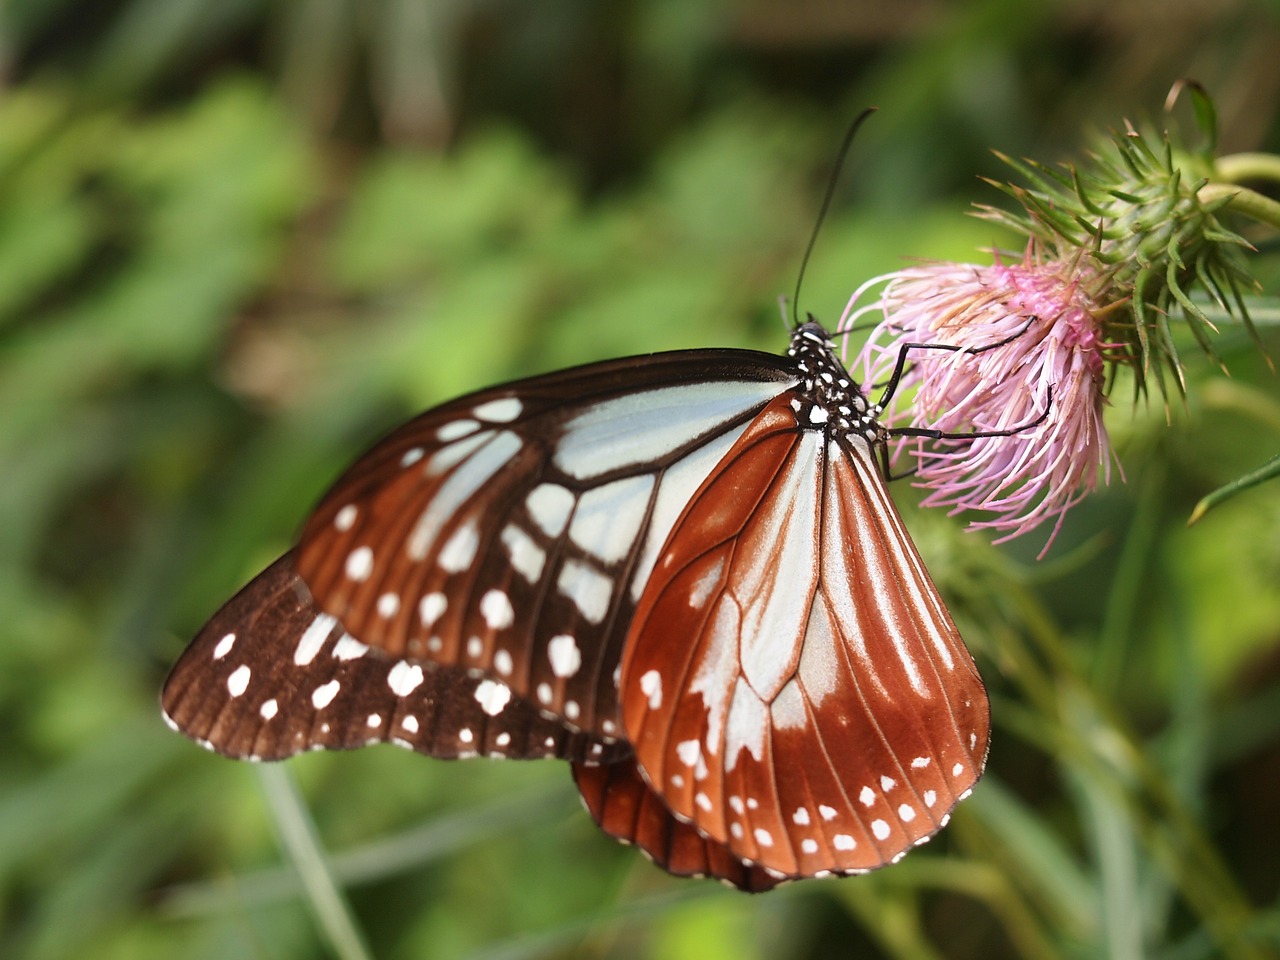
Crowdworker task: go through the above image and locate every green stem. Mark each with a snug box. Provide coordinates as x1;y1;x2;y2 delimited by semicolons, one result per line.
1214;152;1280;185
1198;182;1280;231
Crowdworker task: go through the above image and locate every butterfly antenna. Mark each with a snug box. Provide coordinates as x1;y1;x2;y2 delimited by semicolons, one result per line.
791;107;877;329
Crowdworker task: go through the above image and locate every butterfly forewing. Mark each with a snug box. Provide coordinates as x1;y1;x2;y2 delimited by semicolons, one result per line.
620;340;990;878
293;352;799;741
162;551;627;764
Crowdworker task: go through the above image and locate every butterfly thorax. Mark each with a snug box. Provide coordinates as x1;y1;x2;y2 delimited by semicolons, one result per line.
787;322;884;448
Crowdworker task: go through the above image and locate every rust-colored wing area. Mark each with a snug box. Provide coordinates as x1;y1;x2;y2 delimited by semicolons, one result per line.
572;759;780;892
162;551;626;764
621;395;989;878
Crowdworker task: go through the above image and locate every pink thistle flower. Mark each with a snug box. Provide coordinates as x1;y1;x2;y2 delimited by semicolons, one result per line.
841;249;1118;554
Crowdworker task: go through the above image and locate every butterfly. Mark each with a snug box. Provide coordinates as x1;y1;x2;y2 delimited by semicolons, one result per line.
162;320;989;891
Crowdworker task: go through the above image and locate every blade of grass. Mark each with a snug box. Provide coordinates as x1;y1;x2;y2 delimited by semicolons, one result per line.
257;764;373;960
158;780;573;917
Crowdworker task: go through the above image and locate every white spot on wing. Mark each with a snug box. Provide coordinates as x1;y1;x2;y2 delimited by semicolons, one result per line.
911;756;931;769
479;590;514;630
494;649;513;675
871;819;891;841
880;775;896;791
259;698;278;720
437;419;479;442
793;807;810;826
418;592;447;627
345;546;373;581
547;634;581;678
312;680;341;709
501;524;546;583
834;834;856;850
332;634;369;660
438;521;480;573
801;838;819;854
819;804;837;821
695;792;712;812
334;504;358;531
898;804;916;822
952;762;965;777
402;715;419;734
227;665;251;697
639;669;663;709
213;633;236;660
295;613;337;665
924;790;937;808
387;661;425;696
400;447;424;468
676;739;701;767
376;592;400;618
859;786;876;806
753;828;773;847
473;397;522;422
474;679;512;716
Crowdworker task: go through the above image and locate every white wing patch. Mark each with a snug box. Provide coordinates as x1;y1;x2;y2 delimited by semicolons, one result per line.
554;380;787;480
556;559;612;625
735;431;821;700
568;475;655;565
408;431;521;560
724;677;767;773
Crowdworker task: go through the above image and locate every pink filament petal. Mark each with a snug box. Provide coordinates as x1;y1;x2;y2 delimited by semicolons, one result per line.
839;252;1115;554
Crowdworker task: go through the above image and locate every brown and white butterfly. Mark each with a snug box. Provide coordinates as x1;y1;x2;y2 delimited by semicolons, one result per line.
162;321;989;889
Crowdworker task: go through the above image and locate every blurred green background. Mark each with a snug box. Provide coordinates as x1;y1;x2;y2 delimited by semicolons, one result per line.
2;2;1279;958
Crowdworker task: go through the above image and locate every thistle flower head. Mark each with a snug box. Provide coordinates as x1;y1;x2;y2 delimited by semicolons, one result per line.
845;250;1117;554
839;90;1274;551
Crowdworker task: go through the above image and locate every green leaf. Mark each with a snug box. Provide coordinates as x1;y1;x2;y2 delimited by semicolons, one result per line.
1188;454;1280;524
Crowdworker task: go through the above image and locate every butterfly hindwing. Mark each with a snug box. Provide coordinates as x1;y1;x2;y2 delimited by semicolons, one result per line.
571;759;780;893
621;380;989;877
161;551;627;764
293;351;800;741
